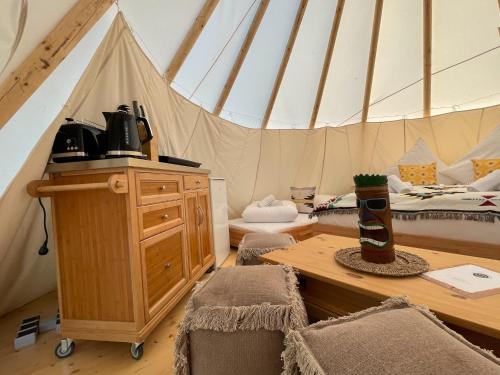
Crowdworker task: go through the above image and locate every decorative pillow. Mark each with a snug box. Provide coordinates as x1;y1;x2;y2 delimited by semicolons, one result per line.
385;138;454;185
441;126;500;184
283;297;500;375
399;162;437;185
290;186;316;214
472;159;500;180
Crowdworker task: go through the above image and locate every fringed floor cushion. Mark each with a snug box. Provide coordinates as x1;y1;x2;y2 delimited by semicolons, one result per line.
236;232;296;265
174;265;308;375
283;297;500;375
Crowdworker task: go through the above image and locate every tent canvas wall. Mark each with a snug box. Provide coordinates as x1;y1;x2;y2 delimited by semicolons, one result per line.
0;4;499;316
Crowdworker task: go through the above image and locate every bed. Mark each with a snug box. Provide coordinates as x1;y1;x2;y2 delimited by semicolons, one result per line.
229;213;318;247
312;186;500;260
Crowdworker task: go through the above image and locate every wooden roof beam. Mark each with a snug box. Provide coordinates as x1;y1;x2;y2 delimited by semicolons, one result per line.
214;0;270;116
361;0;384;124
165;0;220;82
261;0;308;129
423;0;432;117
308;0;345;129
0;0;114;130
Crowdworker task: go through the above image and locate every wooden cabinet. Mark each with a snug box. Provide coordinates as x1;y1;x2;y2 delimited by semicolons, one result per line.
29;159;215;358
184;192;203;276
184;189;215;277
140;225;189;320
197;190;214;265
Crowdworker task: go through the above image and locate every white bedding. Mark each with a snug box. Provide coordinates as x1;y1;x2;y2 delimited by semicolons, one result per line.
318;212;500;245
229;214;318;233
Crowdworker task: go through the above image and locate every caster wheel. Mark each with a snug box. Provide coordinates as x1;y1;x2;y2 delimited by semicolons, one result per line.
130;343;144;360
55;340;75;358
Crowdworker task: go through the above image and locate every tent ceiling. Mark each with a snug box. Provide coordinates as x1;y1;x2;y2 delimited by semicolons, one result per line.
1;0;499;130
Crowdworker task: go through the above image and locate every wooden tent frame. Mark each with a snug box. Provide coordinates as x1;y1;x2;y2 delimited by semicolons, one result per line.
0;0;459;130
165;0;220;82
213;0;270;116
361;0;384;123
0;0;114;130
423;0;432;117
261;0;308;129
308;0;345;129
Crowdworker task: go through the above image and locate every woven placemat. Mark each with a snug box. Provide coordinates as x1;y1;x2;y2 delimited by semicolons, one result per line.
335;247;429;277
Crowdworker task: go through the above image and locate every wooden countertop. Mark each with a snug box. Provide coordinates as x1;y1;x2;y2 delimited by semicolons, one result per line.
261;234;500;339
45;158;211;175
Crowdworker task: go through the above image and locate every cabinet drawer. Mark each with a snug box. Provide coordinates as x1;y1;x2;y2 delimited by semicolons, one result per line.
136;173;182;205
138;201;183;240
183;175;208;190
141;225;188;320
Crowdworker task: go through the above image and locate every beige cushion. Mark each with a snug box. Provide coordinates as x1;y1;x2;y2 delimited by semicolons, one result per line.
283;297;500;375
175;265;308;375
236;232;296;265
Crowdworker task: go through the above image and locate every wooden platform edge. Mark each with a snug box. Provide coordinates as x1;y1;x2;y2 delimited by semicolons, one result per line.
312;223;500;260
229;223;315;248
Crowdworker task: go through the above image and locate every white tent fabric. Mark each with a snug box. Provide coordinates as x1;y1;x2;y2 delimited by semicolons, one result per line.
0;2;499;315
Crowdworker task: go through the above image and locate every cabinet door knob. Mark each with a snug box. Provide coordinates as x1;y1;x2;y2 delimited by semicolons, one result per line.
196;180;200;184
160;185;167;191
162;213;169;220
164;262;171;269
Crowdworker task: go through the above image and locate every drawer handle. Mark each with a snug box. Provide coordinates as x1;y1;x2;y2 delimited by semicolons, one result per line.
159;185;167;191
162;214;169;220
196;180;201;185
164;262;171;270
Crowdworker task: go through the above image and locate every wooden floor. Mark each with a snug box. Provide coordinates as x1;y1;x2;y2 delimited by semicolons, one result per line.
0;251;237;375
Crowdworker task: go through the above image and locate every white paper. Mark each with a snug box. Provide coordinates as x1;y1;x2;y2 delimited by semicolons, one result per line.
424;265;500;294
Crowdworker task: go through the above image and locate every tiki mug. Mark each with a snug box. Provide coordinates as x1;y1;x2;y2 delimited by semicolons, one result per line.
353;175;395;263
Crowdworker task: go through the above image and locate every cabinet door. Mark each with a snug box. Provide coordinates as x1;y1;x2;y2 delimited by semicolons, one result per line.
140;225;188;320
197;190;214;265
184;192;203;277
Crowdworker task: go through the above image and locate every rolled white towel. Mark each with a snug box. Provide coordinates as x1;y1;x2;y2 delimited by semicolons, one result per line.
467;170;500;192
388;175;413;193
257;194;275;207
270;200;283;206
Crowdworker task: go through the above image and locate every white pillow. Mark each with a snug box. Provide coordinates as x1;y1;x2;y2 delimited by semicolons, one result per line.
385;138;454;185
440;126;500;184
242;200;298;223
467;170;500;192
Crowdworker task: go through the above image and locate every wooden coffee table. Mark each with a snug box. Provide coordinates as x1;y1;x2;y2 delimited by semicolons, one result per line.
261;234;500;354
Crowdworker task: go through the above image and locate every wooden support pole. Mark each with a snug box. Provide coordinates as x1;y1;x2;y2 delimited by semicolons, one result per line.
423;0;432;117
308;0;345;129
0;0;114;130
261;0;308;129
165;0;220;82
361;0;384;124
213;0;270;116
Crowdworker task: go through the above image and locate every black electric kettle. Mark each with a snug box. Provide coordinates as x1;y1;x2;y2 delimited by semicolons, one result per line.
103;102;153;158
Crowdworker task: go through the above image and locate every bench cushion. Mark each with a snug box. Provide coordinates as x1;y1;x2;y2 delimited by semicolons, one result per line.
283;297;500;375
174;265;308;375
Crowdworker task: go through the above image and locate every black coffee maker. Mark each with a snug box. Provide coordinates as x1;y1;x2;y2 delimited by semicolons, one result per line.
103;102;153;158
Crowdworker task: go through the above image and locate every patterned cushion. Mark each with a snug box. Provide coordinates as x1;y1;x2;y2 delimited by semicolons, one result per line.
290;186;316;213
398;162;437;185
472;159;500;180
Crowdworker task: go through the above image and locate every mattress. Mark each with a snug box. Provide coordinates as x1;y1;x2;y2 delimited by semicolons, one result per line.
229;213;318;233
318;213;500;245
